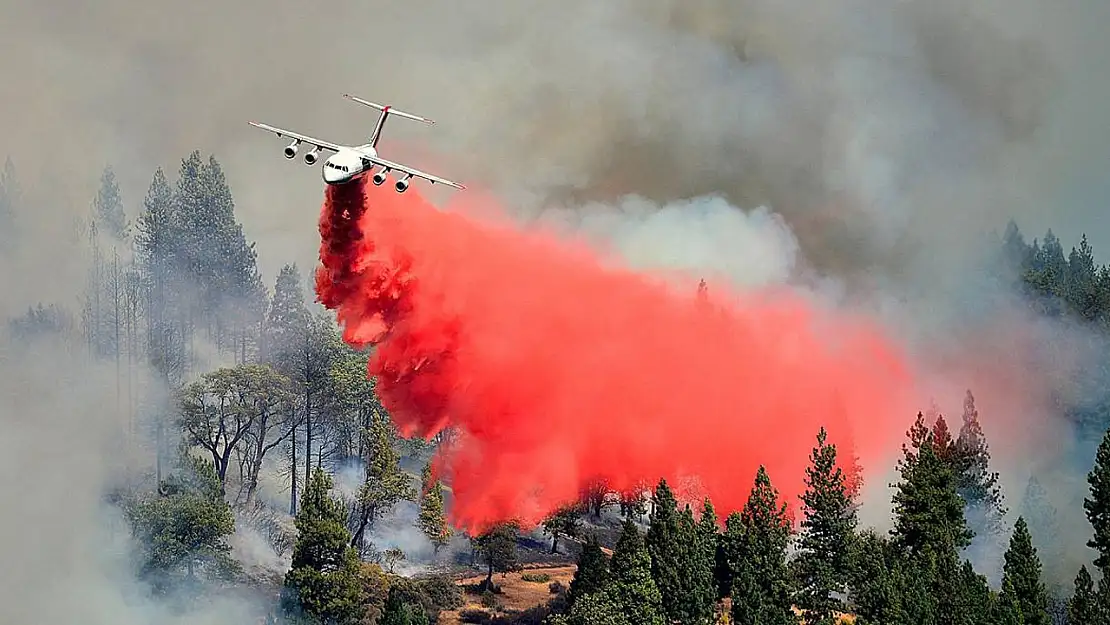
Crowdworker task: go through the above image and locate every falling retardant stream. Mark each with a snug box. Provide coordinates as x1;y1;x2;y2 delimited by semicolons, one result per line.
315;178;919;532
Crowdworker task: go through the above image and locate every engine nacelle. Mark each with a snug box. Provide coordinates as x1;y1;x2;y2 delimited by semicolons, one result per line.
304;148;320;165
283;139;301;159
372;169;389;186
395;176;411;193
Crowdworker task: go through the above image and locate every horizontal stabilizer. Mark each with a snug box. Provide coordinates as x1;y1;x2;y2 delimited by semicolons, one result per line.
343;93;435;125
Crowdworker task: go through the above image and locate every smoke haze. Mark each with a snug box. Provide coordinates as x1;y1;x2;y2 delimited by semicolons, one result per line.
3;0;1110;606
2;0;1109;282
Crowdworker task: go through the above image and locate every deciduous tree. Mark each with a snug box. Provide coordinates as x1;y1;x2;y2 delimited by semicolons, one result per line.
178;364;291;495
544;503;585;554
472;521;522;590
126;452;238;592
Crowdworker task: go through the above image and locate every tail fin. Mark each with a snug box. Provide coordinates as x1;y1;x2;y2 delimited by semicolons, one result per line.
343;94;434;147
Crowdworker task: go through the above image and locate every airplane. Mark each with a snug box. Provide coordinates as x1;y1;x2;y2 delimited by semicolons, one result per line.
248;94;465;192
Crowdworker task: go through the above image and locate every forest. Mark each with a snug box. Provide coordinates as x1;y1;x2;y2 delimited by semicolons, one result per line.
4;150;1110;625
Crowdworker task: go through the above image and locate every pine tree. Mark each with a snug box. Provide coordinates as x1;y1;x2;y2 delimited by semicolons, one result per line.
134;167;185;484
1021;476;1064;596
944;561;994;625
283;468;365;625
717;513;741;599
135;168;177;284
1097;575;1110;622
994;578;1025;625
1069;234;1101;319
729;466;793;625
999;517;1050;625
953;391;1006;527
644;481;715;625
262;263;309;365
203;155;265;357
676;504;717;624
568;533;610;606
695;498;721;613
794;427;857;624
172;151;208;294
891;413;972;558
847;530;905;625
417;462;452;555
1067;565;1099;625
1085;427;1110;570
932;414;955;461
697;498;718;553
93;165;128;240
608;519;666;625
647;478;685;623
891;413;981;625
380;585;429;625
1000;219;1032;278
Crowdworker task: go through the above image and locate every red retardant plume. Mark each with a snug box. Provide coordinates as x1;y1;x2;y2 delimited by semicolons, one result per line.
315;179;918;532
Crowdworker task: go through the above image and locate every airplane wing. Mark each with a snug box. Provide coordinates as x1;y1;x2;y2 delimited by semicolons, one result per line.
247;121;343;153
360;154;466;190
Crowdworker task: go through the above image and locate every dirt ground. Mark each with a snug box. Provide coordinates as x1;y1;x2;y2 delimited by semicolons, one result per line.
437;564;576;624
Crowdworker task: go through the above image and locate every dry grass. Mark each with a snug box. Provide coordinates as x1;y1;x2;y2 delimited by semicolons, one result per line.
437;565;576;625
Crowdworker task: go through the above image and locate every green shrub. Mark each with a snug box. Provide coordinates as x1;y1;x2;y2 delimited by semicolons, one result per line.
521;572;551;583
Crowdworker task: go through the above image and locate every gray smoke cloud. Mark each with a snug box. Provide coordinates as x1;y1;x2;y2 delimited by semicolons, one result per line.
0;333;271;625
2;0;1108;282
538;195;801;288
4;0;1110;599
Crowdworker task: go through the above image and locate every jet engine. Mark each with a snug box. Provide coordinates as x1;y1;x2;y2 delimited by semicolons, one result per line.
395;174;412;193
372;169;389;186
304;148;320;165
283;139;301;159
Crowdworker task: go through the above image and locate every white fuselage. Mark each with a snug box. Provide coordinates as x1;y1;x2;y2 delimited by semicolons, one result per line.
321;145;376;185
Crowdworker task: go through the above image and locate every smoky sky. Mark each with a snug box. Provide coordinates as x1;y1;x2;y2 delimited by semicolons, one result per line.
1;0;1109;291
